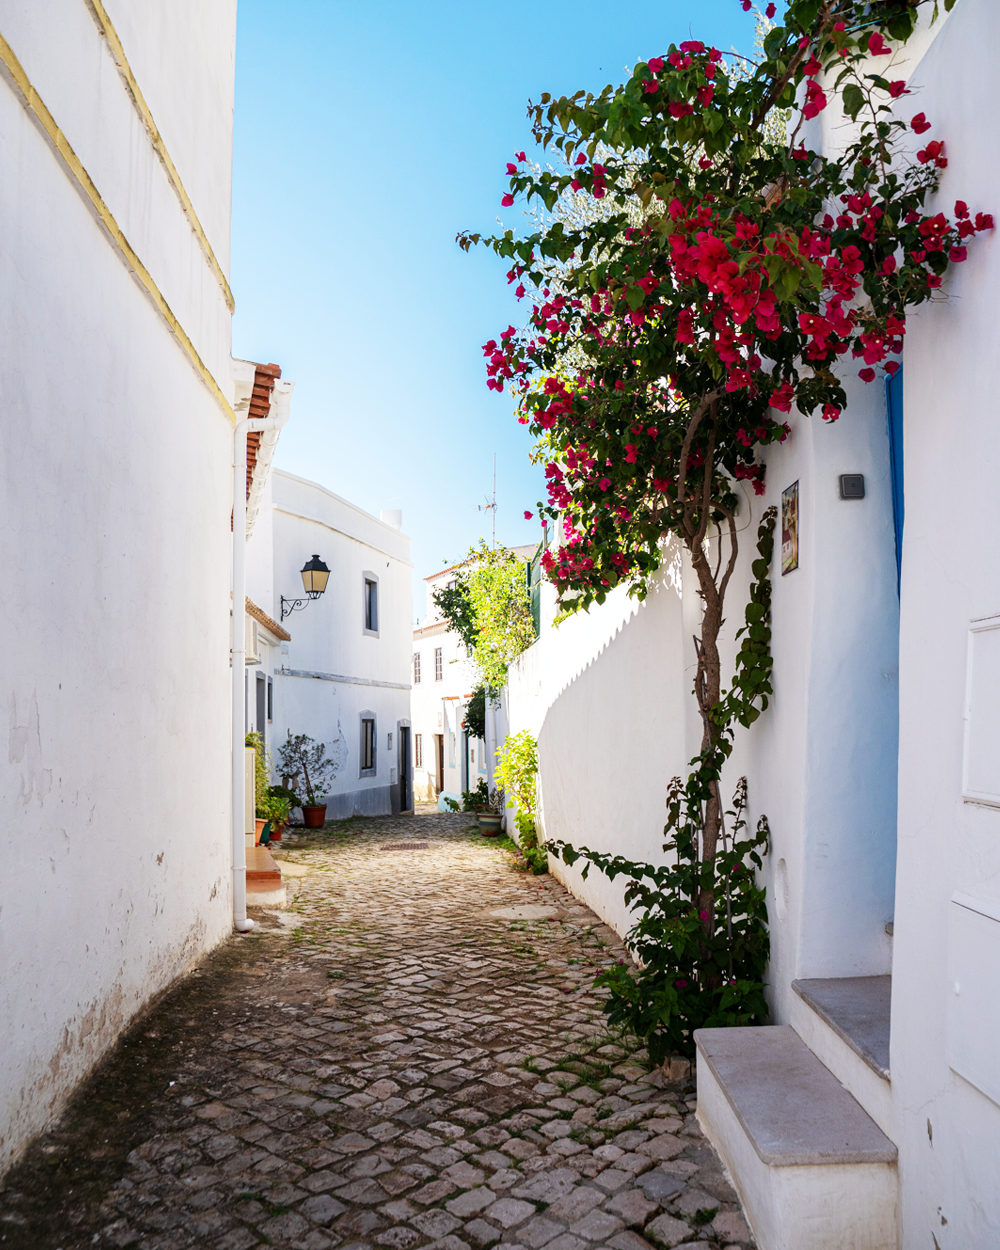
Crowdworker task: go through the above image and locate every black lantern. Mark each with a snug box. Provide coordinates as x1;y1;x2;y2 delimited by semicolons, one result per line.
281;555;330;620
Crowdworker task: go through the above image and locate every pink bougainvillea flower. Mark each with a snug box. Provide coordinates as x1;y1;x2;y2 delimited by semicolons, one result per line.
802;56;822;77
911;112;932;134
644;77;659;93
885;361;901;374
698;85;714;107
859;367;875;383
523;510;533;519
501;193;514;207
675;978;689;988
822;404;841;422
699;156;713;169
575;152;587;165
867;32;891;55
515;283;525;298
699;909;710;921
888;80;908;98
599;477;611;490
976;213;995;231
516;151;526;161
791;144;809;160
950;245;968;263
881;256;897;274
648;56;664;73
506;163;517;175
741;0;752;10
803;79;827;119
765;2;776;16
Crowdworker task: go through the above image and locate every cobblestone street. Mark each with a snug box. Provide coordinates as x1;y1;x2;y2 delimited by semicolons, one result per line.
0;812;752;1250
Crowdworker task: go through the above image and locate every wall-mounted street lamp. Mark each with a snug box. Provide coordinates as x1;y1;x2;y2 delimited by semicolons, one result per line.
281;554;330;620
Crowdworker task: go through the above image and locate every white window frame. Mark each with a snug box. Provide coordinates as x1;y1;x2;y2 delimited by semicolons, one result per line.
363;571;380;637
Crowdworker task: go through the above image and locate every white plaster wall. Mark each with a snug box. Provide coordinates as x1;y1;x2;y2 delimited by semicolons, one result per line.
0;1;237;1175
264;472;412;816
888;0;1000;1242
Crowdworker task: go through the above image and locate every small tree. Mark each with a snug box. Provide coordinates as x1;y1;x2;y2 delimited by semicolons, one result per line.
433;540;536;697
276;733;339;806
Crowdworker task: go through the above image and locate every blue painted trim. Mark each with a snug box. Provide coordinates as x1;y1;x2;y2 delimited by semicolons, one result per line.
885;367;904;593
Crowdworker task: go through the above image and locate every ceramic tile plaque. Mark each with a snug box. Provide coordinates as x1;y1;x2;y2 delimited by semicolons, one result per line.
781;480;799;575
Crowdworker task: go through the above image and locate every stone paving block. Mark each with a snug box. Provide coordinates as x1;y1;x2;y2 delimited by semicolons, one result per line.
569;1208;625;1241
608;1231;657;1250
485;1197;538;1228
261;1209;312;1240
591;1168;633;1194
446;1160;487;1188
638;1136;685;1163
411;1208;466;1238
513;1214;565;1247
643;1213;695;1248
412;1177;458;1204
300;1193;348;1225
447;1186;497;1217
635;1173;685;1204
671;1189;718;1220
710;1211;750;1242
605;1188;662;1226
376;1227;424;1249
465;1217;502;1245
541;1234;589;1250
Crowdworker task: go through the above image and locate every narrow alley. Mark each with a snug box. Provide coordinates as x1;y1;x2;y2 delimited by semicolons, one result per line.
0;813;751;1250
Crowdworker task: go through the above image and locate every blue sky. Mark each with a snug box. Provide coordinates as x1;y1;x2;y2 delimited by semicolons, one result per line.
231;0;756;615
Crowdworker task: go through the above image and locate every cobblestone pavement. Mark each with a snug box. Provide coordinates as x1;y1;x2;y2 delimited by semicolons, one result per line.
0;812;753;1250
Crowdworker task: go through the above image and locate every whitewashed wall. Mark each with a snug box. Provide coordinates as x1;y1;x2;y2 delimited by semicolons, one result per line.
254;471;413;817
888;0;1000;1242
0;0;238;1175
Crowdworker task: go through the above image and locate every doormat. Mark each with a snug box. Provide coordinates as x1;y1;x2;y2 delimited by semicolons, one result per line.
380;842;429;851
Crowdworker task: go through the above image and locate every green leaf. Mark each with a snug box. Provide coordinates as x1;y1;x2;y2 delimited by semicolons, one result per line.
842;84;865;122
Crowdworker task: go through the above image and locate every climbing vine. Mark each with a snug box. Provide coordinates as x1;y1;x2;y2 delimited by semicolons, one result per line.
550;508;777;1059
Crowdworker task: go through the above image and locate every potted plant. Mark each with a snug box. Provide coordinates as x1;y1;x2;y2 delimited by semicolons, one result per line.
276;733;339;829
246;731;273;842
265;793;292;841
478;787;505;836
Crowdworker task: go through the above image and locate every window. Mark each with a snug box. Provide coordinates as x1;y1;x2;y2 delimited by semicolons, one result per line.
413;652;421;684
364;577;379;633
361;716;376;774
434;647;443;681
267;676;273;722
415;733;423;768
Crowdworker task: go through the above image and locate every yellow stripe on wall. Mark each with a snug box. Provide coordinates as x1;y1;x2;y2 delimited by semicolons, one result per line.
84;0;235;313
0;31;236;424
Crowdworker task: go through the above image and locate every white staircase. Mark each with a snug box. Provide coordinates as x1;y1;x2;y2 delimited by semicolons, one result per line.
695;977;896;1250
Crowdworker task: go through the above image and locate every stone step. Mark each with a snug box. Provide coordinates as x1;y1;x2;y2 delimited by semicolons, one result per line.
790;976;893;1138
695;1025;897;1250
246;845;286;906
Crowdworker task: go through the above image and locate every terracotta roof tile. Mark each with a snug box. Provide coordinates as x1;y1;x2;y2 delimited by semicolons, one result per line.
246;596;291;642
246;362;281;498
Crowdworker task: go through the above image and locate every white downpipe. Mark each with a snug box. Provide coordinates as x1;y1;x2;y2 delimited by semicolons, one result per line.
232;397;291;932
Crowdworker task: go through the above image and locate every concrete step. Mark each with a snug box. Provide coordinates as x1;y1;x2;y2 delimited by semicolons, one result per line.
695;1025;897;1250
246;845;286;906
790;976;893;1137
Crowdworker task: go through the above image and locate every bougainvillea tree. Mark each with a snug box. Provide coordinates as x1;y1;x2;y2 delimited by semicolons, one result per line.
461;0;989;1054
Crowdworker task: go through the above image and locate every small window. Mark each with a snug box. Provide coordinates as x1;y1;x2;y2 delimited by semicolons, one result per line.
434;647;443;681
415;733;423;768
361;717;376;774
387;732;393;751
267;676;273;722
364;577;379;632
413;652;421;684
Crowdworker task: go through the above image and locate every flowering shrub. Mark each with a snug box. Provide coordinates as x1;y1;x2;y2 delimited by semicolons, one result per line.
462;0;989;961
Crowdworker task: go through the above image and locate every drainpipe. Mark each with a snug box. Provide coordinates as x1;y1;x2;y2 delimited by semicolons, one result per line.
232;403;290;932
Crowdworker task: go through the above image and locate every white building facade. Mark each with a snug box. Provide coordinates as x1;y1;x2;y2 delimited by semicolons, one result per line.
0;0;242;1176
246;470;414;818
411;566;488;807
504;4;1000;1245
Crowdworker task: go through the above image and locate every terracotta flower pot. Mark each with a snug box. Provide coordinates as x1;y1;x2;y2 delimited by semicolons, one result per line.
254;818;267;845
302;804;327;829
478;814;503;836
271;821;283;842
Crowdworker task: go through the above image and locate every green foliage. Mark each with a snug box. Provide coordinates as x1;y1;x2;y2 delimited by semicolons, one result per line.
433;541;535;696
245;732;271;819
268;782;301;809
275;732;340;806
263;793;292;827
462;779;490;811
465;684;487;741
552;776;770;1061
495;731;546;873
494;730;539;818
443;796;461;812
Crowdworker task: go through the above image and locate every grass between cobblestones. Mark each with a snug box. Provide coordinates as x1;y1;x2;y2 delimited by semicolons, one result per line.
0;812;753;1250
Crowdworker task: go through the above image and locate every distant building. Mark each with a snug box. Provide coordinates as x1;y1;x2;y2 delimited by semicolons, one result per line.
412;547;536;807
246;471;413;817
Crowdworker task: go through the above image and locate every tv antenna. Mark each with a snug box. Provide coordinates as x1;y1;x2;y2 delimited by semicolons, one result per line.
477;452;497;546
